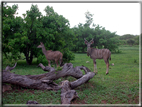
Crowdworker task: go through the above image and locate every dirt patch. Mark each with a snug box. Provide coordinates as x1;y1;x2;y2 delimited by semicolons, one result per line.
134;96;139;104
3;87;35;94
88;82;94;88
101;100;107;104
128;95;139;104
128;94;132;98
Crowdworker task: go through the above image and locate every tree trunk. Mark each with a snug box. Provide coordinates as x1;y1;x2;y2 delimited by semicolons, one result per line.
25;50;33;65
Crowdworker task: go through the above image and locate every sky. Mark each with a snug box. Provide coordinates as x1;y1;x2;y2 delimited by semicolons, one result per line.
6;2;141;36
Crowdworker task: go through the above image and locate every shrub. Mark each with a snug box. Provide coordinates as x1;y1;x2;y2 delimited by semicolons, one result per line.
61;48;75;63
37;55;48;65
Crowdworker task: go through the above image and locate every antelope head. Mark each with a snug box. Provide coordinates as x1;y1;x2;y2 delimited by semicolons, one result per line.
84;38;94;48
37;42;44;48
84;38;94;56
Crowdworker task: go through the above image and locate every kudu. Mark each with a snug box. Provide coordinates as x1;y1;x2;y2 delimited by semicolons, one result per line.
37;42;63;67
84;38;111;75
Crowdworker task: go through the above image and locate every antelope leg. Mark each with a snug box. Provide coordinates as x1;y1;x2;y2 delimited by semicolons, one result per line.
106;62;109;75
55;59;59;68
48;60;51;67
104;59;109;75
93;59;97;74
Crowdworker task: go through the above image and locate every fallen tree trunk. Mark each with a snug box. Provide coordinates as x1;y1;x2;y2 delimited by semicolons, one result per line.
27;63;89;81
2;63;95;104
26;72;95;105
2;70;61;90
61;71;95;104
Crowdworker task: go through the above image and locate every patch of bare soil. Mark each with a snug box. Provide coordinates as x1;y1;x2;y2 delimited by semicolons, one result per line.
3;85;36;94
101;100;107;104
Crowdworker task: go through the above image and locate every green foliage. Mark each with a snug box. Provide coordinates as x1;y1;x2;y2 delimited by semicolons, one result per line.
2;3;24;64
56;66;62;71
118;34;139;45
61;48;75;63
127;39;135;46
37;55;47;65
84;11;94;27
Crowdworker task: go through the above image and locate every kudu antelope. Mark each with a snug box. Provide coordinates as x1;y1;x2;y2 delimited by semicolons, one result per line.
37;42;63;67
84;38;111;75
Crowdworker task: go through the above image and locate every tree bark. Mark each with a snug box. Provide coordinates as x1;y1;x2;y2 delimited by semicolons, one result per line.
25;50;33;65
61;80;79;104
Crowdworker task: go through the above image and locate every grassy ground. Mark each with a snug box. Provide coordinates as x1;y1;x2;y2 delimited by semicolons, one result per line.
2;45;140;105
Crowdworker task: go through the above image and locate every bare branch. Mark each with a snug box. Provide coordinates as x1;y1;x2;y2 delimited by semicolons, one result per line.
37;63;55;72
3;62;17;72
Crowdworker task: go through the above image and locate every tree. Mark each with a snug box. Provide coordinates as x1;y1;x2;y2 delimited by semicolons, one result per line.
71;11;119;53
84;11;94;27
2;4;75;65
127;39;135;46
20;4;43;65
2;3;24;64
119;34;134;40
118;34;139;45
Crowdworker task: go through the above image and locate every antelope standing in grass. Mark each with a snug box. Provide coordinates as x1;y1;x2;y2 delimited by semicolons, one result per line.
37;42;63;67
84;38;111;75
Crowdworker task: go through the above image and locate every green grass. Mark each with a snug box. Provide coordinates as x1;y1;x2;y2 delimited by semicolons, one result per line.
2;46;139;104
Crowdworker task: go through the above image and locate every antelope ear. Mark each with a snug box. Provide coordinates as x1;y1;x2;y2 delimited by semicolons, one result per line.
90;40;94;44
84;41;88;44
84;38;88;44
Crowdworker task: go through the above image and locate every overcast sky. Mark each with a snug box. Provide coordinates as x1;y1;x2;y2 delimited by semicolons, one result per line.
6;2;140;36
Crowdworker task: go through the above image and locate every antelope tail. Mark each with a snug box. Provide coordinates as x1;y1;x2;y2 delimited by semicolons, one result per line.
109;51;111;61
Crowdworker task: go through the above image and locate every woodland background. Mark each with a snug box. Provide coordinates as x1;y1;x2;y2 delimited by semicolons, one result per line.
1;3;139;66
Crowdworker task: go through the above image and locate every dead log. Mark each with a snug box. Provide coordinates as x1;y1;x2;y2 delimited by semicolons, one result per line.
61;80;79;104
27;63;89;81
70;72;95;89
2;63;61;90
2;70;61;90
60;72;95;104
26;100;39;104
2;63;93;90
3;63;95;104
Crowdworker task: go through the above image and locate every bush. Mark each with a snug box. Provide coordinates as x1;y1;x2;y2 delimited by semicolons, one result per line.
61;48;75;63
2;52;21;66
37;55;48;65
